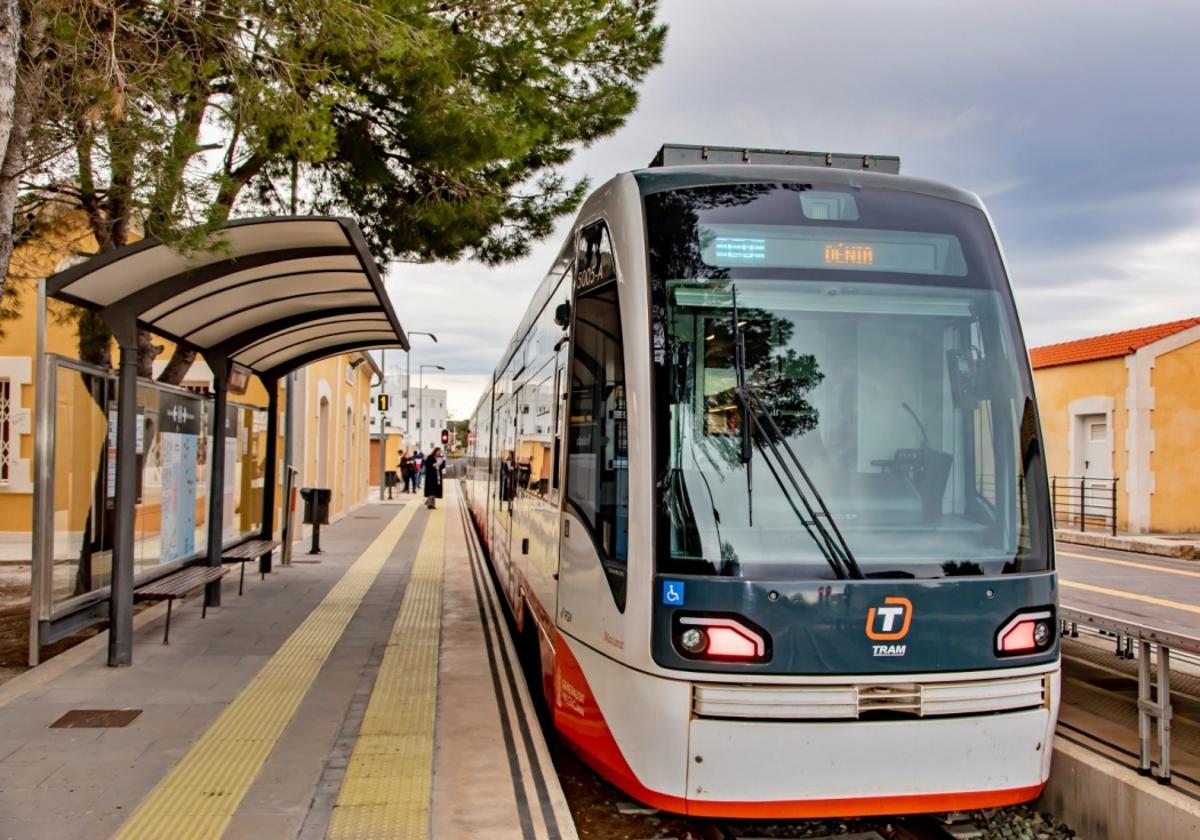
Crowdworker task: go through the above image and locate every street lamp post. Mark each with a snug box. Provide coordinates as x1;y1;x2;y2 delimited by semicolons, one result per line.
406;331;438;446
419;363;445;452
378;348;387;501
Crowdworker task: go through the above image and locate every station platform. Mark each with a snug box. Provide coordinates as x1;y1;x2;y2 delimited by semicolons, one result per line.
0;487;575;839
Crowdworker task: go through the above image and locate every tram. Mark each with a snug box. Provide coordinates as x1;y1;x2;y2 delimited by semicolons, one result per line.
464;145;1059;818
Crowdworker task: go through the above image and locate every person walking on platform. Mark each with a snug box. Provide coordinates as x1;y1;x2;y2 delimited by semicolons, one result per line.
424;447;444;509
399;450;415;493
412;448;424;491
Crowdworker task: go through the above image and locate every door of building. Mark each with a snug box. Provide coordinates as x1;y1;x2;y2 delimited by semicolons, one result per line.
1080;412;1112;526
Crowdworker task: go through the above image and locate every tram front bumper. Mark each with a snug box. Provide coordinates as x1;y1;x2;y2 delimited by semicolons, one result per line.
683;704;1055;818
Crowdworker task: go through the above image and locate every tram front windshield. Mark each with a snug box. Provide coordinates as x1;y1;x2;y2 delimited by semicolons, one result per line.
647;182;1049;580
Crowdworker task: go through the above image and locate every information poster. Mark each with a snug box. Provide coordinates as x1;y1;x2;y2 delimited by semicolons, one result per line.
107;410;118;499
223;408;239;539
159;392;201;564
106;407;146;499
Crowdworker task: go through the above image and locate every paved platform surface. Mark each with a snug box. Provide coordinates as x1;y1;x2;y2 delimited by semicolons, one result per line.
0;487;573;839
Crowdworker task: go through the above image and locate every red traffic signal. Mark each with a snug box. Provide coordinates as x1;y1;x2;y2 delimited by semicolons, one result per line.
440;429;450;445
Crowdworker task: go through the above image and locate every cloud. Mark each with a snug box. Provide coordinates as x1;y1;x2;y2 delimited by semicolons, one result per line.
390;0;1200;415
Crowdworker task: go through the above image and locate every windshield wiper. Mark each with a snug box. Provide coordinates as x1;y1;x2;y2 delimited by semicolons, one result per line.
729;289;861;580
738;386;863;580
732;289;754;524
729;290;860;579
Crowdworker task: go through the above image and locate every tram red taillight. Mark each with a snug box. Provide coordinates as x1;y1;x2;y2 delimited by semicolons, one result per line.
673;615;770;662
995;610;1055;656
705;626;760;658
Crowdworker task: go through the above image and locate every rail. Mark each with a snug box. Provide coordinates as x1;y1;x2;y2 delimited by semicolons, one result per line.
1059;605;1200;784
1052;475;1118;536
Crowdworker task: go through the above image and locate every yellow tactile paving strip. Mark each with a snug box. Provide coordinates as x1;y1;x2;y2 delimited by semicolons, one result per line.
327;506;445;839
113;503;421;840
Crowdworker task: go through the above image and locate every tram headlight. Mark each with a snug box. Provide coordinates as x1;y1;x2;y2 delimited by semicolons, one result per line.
680;627;707;654
995;608;1056;657
1033;621;1051;647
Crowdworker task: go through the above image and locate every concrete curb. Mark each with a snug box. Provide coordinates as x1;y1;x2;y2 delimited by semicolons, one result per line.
1039;736;1200;839
1055;528;1198;560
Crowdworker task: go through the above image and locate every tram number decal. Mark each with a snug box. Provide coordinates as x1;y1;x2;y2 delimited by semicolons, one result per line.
865;596;913;647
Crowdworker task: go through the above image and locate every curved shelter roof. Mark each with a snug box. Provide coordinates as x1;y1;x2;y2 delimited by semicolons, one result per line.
47;216;408;379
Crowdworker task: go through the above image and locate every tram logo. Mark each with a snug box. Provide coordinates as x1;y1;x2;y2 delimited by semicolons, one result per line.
865;596;913;641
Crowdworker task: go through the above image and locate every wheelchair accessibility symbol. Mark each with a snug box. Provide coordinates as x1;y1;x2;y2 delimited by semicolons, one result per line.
662;580;685;606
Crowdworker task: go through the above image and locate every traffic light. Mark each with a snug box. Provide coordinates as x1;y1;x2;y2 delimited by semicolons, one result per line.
377;394;390;411
440;429;450;446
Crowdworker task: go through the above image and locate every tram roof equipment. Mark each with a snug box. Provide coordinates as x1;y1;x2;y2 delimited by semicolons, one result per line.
650;143;901;174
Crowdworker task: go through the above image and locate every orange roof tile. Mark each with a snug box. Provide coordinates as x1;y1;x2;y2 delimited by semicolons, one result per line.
1030;316;1200;369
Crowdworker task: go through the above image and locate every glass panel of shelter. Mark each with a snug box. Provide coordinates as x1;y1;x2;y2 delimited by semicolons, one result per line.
46;356;276;613
50;363;114;607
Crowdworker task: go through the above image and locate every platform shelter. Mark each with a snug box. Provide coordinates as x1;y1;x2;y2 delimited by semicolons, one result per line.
35;217;408;666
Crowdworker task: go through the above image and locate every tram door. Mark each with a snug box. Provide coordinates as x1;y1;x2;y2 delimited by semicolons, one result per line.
491;392;518;602
556;220;629;650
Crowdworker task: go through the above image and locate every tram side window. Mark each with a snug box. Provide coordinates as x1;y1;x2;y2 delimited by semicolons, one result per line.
567;222;628;610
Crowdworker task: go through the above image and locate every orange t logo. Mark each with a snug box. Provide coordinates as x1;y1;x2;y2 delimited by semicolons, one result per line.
866;596;913;641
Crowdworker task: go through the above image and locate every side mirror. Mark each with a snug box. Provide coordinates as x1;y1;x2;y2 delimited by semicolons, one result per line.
554;301;571;329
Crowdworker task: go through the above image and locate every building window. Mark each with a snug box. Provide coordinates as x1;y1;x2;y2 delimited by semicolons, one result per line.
0;379;11;484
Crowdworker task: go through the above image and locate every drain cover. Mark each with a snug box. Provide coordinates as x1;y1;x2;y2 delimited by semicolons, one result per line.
50;709;142;728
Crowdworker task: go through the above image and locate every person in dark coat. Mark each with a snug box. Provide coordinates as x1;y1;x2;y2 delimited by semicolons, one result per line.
423;447;445;509
399;450;415;493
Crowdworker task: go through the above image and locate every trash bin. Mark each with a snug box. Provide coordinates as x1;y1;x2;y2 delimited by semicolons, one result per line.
385;470;398;487
299;487;331;554
300;487;331;525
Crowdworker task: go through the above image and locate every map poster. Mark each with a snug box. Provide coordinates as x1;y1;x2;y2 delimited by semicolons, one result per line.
159;392;202;564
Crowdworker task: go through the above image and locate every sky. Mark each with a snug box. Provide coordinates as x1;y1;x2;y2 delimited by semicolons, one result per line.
383;0;1200;419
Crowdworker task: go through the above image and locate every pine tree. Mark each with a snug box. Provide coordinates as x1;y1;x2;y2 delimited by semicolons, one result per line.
11;0;665;378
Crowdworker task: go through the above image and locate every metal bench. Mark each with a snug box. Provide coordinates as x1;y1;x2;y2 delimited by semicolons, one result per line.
134;565;229;644
221;539;281;595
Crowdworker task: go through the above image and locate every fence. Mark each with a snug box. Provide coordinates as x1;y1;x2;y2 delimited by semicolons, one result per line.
1051;475;1118;536
1060;606;1199;784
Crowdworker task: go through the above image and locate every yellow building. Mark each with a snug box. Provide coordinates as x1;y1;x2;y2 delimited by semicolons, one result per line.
0;207;384;567
1031;316;1200;534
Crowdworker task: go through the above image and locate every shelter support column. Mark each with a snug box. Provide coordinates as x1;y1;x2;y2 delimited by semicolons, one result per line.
260;376;279;574
206;358;230;608
107;317;138;667
281;371;297;566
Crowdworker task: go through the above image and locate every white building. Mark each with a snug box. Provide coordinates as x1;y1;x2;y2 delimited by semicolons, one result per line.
371;370;448;453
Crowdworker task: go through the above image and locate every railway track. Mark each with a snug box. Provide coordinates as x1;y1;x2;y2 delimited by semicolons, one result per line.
677;809;1058;840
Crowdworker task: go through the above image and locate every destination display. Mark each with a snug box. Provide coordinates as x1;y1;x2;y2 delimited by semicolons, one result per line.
700;223;967;276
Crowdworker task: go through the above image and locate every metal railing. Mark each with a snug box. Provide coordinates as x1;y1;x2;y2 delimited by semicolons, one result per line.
1060;606;1200;784
1051;475;1118;536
